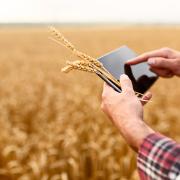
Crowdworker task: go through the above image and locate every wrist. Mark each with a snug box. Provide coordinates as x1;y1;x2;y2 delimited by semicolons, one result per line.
117;118;155;152
133;122;155;151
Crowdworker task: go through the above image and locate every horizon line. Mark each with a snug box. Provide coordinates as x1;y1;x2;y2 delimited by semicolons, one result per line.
0;22;180;27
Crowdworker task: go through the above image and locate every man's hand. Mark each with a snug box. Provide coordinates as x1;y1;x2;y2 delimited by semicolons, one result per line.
101;74;154;152
126;48;180;77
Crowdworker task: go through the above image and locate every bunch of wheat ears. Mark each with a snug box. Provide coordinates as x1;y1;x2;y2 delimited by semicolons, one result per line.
49;26;145;99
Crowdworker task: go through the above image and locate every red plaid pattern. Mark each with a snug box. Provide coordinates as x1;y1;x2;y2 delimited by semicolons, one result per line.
137;133;180;180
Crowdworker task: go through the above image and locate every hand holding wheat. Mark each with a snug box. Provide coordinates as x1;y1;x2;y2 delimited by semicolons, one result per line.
49;26;150;102
49;26;124;92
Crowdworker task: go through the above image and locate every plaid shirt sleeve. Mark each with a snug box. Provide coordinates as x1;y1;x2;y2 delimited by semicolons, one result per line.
137;133;180;180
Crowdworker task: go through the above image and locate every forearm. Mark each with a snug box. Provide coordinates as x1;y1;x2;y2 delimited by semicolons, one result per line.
115;118;154;152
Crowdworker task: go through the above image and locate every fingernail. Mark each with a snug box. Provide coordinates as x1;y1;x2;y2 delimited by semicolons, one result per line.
120;74;128;79
145;92;152;99
148;59;155;65
126;59;131;63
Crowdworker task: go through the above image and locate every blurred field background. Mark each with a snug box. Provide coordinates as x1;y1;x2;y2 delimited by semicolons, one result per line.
0;26;179;180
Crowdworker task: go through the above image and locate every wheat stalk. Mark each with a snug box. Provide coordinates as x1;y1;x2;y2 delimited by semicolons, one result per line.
49;27;122;87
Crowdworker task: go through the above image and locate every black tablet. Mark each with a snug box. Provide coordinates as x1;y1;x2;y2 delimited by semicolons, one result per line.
98;46;158;94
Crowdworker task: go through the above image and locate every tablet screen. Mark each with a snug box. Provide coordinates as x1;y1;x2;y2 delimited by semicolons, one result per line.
98;46;158;93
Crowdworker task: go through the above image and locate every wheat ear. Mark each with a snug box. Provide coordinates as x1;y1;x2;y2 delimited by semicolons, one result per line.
49;27;146;99
49;26;103;68
49;27;123;91
62;61;96;73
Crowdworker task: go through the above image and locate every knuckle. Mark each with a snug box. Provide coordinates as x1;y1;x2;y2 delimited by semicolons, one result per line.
161;47;171;52
173;59;180;74
149;57;157;62
174;59;180;66
125;87;133;94
126;87;131;92
170;59;179;69
161;47;172;55
157;59;164;64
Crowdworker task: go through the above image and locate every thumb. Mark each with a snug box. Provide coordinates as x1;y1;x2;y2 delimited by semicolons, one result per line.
148;57;174;70
120;74;134;94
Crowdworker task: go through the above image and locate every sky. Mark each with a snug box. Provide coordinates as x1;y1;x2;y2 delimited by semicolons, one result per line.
0;0;180;24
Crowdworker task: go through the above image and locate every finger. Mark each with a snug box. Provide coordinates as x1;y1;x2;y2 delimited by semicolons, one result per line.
126;49;169;65
120;74;134;94
147;57;175;70
141;92;152;106
149;67;173;78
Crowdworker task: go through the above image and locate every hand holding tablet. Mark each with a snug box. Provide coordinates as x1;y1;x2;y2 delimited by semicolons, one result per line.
98;46;158;94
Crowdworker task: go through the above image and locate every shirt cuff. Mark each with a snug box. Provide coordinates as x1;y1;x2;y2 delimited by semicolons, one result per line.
137;133;180;180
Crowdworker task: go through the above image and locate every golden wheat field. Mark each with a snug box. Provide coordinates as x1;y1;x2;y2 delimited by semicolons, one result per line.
0;26;179;180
